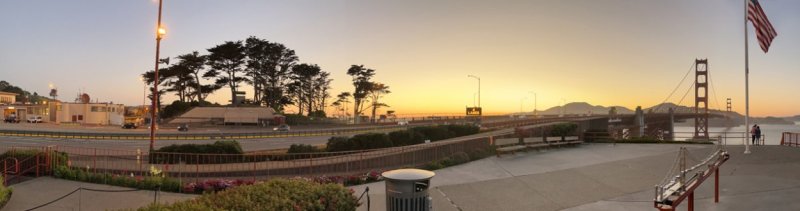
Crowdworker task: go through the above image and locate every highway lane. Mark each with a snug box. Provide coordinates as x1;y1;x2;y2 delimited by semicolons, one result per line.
0;135;334;152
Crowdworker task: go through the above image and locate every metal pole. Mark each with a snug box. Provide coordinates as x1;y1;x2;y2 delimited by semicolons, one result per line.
744;0;751;154
715;168;720;203
150;0;164;152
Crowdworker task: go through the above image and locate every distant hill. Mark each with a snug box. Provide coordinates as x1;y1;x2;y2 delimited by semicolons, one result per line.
530;101;794;126
536;102;633;115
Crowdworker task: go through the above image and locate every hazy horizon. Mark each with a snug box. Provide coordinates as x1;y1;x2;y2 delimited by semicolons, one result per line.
2;0;798;116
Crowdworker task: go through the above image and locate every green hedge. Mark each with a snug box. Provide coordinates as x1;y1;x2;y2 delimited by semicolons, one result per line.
138;179;358;211
287;144;322;154
388;130;426;146
326;133;393;152
0;176;10;209
549;123;578;137
155;140;243;154
53;166;182;193
422;147;495;171
326;124;480;152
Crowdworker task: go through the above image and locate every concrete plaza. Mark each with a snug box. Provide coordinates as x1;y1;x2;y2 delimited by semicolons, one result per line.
353;144;800;211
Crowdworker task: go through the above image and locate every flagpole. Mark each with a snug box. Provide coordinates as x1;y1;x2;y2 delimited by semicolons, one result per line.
744;0;752;154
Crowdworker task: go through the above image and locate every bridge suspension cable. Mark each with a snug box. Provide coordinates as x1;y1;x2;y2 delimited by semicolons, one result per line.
676;82;694;108
709;76;723;111
654;62;696;112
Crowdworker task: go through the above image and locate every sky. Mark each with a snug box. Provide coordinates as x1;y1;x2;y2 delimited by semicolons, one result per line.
1;0;799;117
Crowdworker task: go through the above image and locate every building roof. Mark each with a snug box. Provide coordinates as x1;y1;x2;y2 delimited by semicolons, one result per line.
0;91;19;96
170;107;277;124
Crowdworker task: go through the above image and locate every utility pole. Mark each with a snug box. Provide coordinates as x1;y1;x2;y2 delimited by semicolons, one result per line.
149;0;166;152
467;75;480;108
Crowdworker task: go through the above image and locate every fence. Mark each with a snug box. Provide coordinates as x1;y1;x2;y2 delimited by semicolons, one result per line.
583;131;766;146
0;125;408;140
781;132;800;147
0;136;492;185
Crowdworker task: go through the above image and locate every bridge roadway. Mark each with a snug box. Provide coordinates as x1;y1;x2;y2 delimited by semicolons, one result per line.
0;113;712;152
0;116;601;152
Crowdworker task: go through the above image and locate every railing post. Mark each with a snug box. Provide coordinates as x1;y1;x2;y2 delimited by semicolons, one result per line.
715;167;719;203
93;148;97;174
688;192;694;211
36;154;40;177
195;154;199;184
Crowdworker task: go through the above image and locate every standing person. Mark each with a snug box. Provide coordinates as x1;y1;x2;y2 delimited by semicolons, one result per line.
751;125;757;145
756;125;762;145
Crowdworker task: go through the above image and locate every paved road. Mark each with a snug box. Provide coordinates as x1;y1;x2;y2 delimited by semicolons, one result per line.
0;135;332;152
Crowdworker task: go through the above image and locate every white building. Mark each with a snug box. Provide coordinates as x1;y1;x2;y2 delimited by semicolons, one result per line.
57;102;125;125
0;91;17;105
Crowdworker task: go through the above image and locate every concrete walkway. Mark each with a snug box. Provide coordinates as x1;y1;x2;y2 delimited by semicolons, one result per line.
3;177;196;211
353;144;800;211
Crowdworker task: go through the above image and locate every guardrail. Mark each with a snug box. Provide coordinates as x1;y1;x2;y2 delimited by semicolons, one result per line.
781;132;800;147
0;125;410;140
583;131;765;146
0;117;590;187
0;134;495;185
0;116;593;141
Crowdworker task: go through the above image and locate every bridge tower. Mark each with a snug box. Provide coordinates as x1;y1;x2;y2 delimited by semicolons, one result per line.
694;59;709;139
726;98;732;113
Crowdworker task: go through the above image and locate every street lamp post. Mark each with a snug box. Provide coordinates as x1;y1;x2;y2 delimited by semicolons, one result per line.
529;91;537;117
467;75;480;107
150;0;166;152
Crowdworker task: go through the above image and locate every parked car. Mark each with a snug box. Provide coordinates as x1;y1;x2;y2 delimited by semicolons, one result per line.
122;123;138;129
26;116;43;123
397;121;409;126
273;124;290;132
177;124;189;132
4;116;19;123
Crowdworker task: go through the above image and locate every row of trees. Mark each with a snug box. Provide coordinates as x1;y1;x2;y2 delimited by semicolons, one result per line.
143;36;390;122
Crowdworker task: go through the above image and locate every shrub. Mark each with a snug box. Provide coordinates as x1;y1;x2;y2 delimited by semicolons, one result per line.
451;152;470;164
138;179;359;211
446;124;480;137
423;161;445;171
0;150;69;169
550;123;578;137
155;140;243;154
413;126;453;141
52;166;182;193
0;176;10;209
350;133;393;150
326;136;355;152
467;147;495;161
287;144;322;154
388;130;426;146
161;101;196;119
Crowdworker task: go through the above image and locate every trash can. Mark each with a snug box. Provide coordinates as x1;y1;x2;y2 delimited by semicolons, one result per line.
382;168;435;211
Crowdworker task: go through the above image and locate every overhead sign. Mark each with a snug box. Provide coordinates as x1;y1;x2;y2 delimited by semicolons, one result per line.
466;107;482;116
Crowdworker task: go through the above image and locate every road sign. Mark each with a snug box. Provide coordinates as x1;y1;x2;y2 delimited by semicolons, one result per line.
466;107;482;116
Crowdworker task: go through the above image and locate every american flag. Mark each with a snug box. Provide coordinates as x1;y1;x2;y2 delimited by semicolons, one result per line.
747;0;777;53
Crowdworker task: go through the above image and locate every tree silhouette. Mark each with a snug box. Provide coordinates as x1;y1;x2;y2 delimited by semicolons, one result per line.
176;51;213;103
368;82;391;122
347;65;375;123
206;41;247;105
244;37;298;111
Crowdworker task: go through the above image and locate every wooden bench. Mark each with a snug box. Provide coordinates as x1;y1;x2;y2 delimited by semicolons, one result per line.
563;136;583;145
523;138;550;150
493;138;529;157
